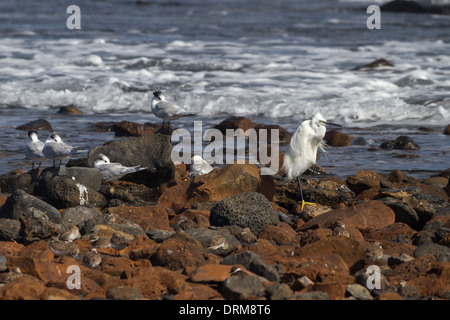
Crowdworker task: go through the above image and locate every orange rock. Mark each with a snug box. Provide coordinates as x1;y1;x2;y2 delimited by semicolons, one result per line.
299;200;396;234
150;232;207;271
324;130;352;147
157;164;275;213
312;282;348;300
0;275;47;300
41;287;81;300
0;241;24;256
107;205;173;231
174;163;189;180
189;263;254;284
375;292;405;300
293;253;351;283
299;228;333;246
20;240;54;261
346;170;385;195
174;282;223;300
100;256;152;277
405;262;450;298
258;222;297;245
380;241;416;257
125;235;157;260
6;256;68;284
295;236;369;272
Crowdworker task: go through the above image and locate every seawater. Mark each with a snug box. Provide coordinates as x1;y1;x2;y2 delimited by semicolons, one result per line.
0;0;449;179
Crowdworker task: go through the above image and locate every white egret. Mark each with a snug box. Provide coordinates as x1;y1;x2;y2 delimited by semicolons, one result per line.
283;112;342;211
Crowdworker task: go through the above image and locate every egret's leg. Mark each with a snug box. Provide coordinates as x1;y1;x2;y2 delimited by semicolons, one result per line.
297;176;316;211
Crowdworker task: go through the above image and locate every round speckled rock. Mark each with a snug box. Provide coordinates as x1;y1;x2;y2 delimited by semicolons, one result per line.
209;192;279;235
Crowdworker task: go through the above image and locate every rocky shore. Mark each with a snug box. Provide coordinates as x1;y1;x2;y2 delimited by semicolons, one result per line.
0;118;449;300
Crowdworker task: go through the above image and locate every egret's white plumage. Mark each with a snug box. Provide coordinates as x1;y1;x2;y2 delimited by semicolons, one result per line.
189;155;214;178
283;112;341;210
94;153;147;179
24;131;45;169
42;132;77;167
151;91;195;126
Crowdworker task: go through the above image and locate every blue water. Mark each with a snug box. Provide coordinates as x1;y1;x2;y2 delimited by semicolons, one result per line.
0;0;449;180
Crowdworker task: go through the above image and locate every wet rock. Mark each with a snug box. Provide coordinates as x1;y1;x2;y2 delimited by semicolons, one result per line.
106;286;144;300
107;205;172;231
214;116;257;133
265;283;294;300
221;273;265;299
57;105;83;115
16;119;53;132
444;125;450;135
354;58;394;70
346;284;373;300
324;130;352;147
352;137;368;146
210;192;280;235
145;229;174;243
112;121;161;137
158;164;275;213
0;255;7;272
299;200;395;234
0;170;34;194
378;197;419;228
88;133;174;188
379;136;420;150
185;228;240;256
150;232;206;271
414;243;450;258
0;189;61;224
0;218;21;241
381;0;450;15
221;251;280;282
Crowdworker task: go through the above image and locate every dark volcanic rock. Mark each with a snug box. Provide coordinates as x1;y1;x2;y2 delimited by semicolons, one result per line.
106;286;144;300
57;105;83;115
16;119;53;132
378;197;419;228
0;218;21;241
34;168;106;209
380;136;420;150
221;251;280;282
209;192;280;235
414;243;450;258
221;274;265;299
381;0;450;15
186;228;240;256
0;170;34;194
354;58;394;71
112;121;161;137
60;205;102;231
444;125;450;135
87;133;174;188
0;189;61;224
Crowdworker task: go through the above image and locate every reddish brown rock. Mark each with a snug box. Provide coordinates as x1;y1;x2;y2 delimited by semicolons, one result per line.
6;256;68;284
100;256;152;277
380;241;416;257
57;105;83;115
214;116;257;133
107;205;173;231
355;188;380;201
365;222;416;242
19;240;54;261
375;292;405;300
0;194;7;208
254;123;292;144
150;232;207;271
384;255;436;283
312;282;349;300
0;241;24;256
346;170;385;195
299;228;333;246
299;200;396;234
41;287;81;300
0;275;47;300
124;235;157;260
258;222;297;245
157;164;275;213
295;236;369;272
112;121;161;137
174;282;223;300
16;119;53;132
324;130;352;147
292;253;351;283
174;163;189;180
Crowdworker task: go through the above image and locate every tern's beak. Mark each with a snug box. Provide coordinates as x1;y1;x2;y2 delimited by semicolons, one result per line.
325;121;342;127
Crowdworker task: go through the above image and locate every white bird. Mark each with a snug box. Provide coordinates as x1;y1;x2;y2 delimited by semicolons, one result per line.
24;131;45;169
42;132;78;167
283;112;341;211
189;155;214;178
151;90;195;128
94;153;147;179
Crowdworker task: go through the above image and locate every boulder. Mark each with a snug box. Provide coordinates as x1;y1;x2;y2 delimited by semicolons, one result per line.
210;192;280;235
185;228;241;256
0;170;34;194
57;105;83;115
221;251;280;282
221;274;265;299
414;243;450;258
0;218;21;241
380;136;420;150
60;206;102;231
87;133;174;188
107;205;172;231
381;0;450;15
353;58;394;70
16;119;53;132
112;121;161;137
324;130;352;147
444;125;450;135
